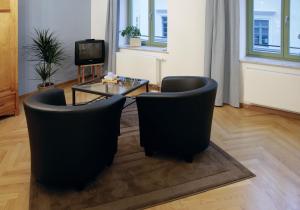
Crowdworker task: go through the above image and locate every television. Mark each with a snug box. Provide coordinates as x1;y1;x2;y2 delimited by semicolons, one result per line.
75;39;105;66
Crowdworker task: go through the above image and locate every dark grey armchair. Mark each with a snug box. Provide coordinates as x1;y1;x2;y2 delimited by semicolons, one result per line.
136;76;218;162
23;88;125;189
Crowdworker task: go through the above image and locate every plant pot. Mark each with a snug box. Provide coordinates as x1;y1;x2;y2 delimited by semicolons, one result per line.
129;38;141;47
37;83;55;92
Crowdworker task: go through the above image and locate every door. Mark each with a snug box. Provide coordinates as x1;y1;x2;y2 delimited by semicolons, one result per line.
0;0;18;115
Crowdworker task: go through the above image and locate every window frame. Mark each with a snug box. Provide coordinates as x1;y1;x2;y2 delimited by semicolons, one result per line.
128;0;167;47
247;0;300;61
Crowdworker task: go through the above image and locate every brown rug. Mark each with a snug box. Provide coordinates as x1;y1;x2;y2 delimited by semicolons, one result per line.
29;104;255;210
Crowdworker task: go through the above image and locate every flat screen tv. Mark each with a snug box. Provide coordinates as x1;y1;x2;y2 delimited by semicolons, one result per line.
75;39;105;65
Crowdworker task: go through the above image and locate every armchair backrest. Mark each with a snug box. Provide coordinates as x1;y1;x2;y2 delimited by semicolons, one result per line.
27;88;67;107
161;76;208;93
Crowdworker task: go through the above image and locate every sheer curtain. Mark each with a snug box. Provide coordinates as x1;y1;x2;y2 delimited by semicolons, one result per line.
204;0;241;108
105;0;120;73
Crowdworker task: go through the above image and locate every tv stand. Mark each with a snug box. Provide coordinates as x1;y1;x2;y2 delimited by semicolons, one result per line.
77;63;104;83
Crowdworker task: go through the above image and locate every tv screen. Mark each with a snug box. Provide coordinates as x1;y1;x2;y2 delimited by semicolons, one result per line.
75;39;105;65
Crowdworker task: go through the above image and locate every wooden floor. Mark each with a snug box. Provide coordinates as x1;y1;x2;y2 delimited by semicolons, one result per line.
0;85;300;210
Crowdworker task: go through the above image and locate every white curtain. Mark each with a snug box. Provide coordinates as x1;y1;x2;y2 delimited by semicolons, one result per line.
105;0;120;73
204;0;241;108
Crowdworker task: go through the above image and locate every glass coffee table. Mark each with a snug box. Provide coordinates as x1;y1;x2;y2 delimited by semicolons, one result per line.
72;76;149;107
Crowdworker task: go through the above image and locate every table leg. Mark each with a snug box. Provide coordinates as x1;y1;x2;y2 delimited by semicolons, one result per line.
146;83;149;92
92;65;95;80
97;65;101;78
82;66;85;83
77;66;81;83
72;89;76;106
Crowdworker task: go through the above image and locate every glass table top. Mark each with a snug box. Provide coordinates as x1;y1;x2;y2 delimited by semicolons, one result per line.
72;77;149;96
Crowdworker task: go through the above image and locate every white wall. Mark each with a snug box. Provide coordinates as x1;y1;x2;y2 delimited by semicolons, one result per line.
166;0;206;77
91;0;300;113
91;0;108;39
19;0;91;95
91;0;206;78
116;50;168;84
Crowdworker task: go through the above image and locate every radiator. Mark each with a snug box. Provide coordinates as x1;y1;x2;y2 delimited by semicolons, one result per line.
116;52;165;85
242;63;300;113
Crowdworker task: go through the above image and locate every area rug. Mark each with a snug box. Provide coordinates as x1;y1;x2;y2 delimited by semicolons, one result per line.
29;104;255;210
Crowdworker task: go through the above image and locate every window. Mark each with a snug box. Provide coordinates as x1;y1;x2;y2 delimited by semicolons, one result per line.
128;0;168;47
247;0;300;61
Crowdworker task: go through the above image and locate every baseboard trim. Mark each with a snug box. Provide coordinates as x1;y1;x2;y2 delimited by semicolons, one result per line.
241;103;300;120
19;79;77;100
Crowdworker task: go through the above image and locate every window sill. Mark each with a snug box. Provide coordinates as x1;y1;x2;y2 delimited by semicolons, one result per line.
119;45;169;54
240;57;300;69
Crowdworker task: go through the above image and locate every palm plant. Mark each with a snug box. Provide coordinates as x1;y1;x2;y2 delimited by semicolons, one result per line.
28;29;65;87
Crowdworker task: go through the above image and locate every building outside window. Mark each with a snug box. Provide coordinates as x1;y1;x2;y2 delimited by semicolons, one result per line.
162;16;168;38
254;20;269;46
247;0;300;61
128;0;168;47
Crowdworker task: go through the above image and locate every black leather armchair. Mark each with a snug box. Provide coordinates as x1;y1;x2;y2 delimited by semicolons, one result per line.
23;88;125;188
136;76;217;162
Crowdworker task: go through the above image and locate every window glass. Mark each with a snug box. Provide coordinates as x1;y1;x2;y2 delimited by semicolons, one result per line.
254;20;269;46
154;0;168;44
253;0;282;54
131;0;149;41
289;0;300;55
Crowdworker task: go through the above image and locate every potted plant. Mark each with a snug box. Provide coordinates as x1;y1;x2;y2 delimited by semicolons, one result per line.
27;29;65;91
121;26;142;47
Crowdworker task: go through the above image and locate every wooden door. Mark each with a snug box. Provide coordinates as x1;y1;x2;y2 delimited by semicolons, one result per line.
0;0;18;116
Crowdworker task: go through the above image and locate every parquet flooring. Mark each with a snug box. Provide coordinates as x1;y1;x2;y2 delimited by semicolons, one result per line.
0;85;299;210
